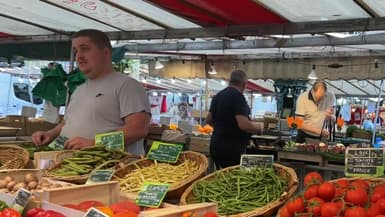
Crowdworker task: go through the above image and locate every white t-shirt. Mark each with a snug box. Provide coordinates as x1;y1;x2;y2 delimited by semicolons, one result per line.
296;90;336;137
61;72;151;155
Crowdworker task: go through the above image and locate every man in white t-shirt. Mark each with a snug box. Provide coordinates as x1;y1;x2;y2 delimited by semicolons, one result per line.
295;80;336;143
32;29;151;155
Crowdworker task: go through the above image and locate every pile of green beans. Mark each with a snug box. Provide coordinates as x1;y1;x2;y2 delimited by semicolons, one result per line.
191;167;288;215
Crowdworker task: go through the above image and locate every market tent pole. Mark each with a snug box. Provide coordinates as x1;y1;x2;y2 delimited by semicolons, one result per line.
372;80;384;144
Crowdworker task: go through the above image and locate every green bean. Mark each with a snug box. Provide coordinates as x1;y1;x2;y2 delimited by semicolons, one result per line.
190;167;288;216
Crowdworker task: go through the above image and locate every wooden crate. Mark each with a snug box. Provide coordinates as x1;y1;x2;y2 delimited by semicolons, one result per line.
140;203;217;217
34;151;61;169
35;181;120;206
189;137;210;155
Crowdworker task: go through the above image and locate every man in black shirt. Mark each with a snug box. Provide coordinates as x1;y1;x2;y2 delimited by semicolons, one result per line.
206;70;263;168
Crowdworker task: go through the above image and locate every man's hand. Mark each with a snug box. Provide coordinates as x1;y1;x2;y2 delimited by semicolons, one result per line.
321;129;329;138
32;131;53;146
64;137;94;150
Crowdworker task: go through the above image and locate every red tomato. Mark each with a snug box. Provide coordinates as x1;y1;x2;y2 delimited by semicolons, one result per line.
203;212;217;217
318;182;336;201
77;200;105;210
286;197;305;215
26;208;44;217
35;210;66;217
296;214;311;217
306;197;324;217
374;215;385;217
1;208;21;217
334;198;345;211
334;188;346;199
376;198;385;214
344;207;367;217
110;201;141;214
279;206;292;217
304;172;323;187
345;188;368;206
367;203;381;217
350;180;369;191
304;185;319;200
372;190;385;203
320;202;340;217
335;180;349;189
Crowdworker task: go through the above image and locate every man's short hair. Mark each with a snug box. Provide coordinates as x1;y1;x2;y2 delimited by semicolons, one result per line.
229;70;248;86
312;80;327;92
72;29;112;51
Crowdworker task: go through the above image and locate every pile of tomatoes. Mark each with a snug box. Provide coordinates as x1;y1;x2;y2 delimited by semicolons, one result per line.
279;171;385;217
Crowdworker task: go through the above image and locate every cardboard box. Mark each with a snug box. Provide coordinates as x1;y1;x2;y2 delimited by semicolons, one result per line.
0;115;26;136
25;118;57;136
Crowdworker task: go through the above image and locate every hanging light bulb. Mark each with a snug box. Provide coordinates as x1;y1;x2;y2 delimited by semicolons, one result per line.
171;76;176;84
141;76;147;83
221;80;226;86
155;58;164;70
156;77;161;84
187;78;192;84
208;62;217;75
308;65;318;80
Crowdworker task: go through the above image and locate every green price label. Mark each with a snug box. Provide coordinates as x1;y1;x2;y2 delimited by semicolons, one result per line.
48;135;68;150
345;148;385;177
86;169;114;184
95;131;124;151
135;182;170;208
147;141;183;163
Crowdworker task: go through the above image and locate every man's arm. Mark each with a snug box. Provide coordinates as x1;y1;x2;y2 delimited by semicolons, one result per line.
119;112;151;146
235;115;263;134
32;122;64;145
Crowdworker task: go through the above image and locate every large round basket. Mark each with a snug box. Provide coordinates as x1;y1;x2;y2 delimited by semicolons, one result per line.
0;145;30;169
114;151;208;199
45;149;141;184
275;177;385;216
181;163;298;217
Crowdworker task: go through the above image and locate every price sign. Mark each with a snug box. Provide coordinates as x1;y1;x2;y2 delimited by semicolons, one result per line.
86;169;114;184
11;188;32;213
83;207;109;217
147;141;183;163
240;154;274;168
136;182;169;208
95;131;124;151
345;148;384;177
48;135;68;150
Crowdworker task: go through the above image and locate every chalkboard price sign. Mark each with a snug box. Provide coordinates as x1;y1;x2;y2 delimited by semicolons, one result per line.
11;188;32;213
86;169;114;184
135;182;170;208
83;207;109;217
147;141;183;163
345;148;385;177
240;154;274;168
95;131;124;151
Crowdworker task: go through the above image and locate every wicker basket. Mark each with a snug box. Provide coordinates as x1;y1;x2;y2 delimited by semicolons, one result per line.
275;177;385;216
0;145;30;169
181;163;298;217
45;149;141;184
114;151;209;199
